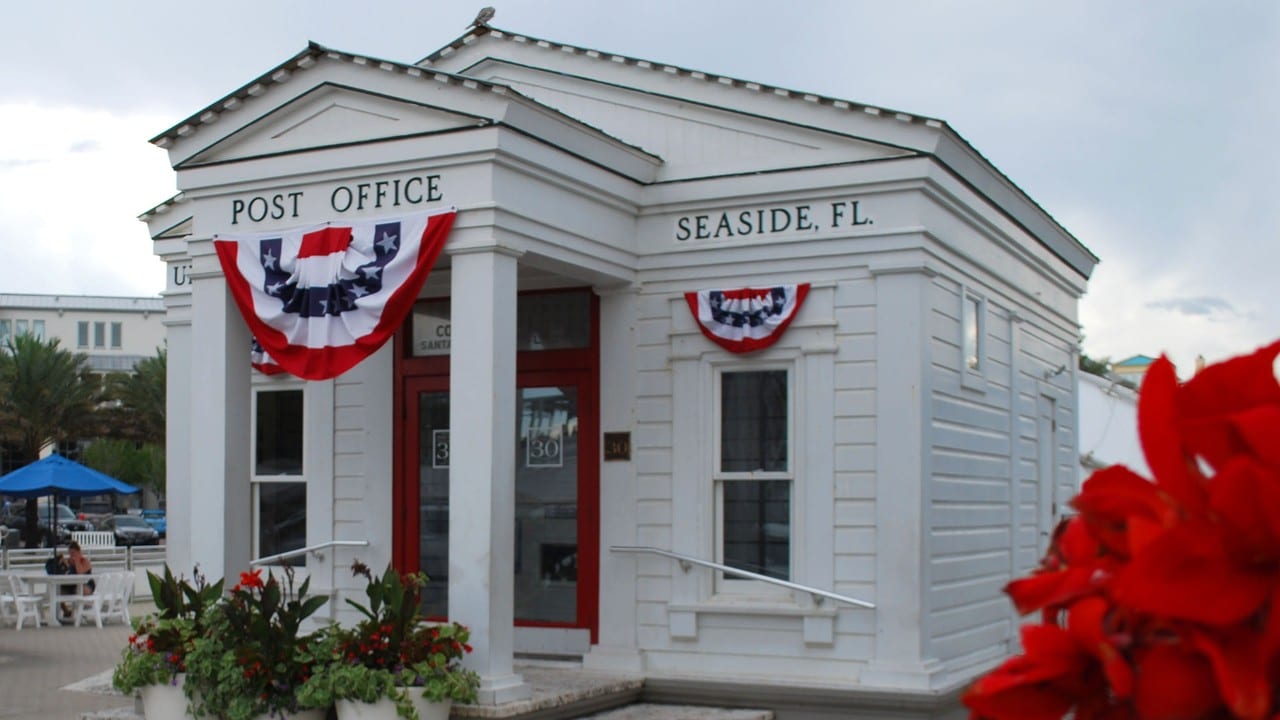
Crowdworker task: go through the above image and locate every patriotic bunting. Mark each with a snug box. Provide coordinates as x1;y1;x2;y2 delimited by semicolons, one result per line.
250;337;286;376
684;283;810;353
215;207;456;380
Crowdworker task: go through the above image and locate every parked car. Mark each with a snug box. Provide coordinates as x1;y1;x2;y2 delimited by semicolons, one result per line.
100;514;160;546
0;501;94;546
139;508;167;538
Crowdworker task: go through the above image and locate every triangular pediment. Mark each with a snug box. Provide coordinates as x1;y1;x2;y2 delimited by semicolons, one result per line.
184;84;487;166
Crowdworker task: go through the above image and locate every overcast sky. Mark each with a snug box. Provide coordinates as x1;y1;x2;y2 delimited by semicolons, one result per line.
0;1;1275;377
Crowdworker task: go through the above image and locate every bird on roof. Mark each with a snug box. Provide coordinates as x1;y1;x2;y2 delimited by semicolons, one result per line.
472;7;496;29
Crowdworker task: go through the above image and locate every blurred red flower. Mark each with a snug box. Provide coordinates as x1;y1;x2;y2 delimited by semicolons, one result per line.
964;341;1280;720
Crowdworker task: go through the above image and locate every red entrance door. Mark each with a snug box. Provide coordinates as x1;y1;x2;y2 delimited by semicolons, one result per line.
394;290;599;648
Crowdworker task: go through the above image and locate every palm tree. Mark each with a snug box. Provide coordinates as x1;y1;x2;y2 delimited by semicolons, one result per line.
91;349;166;504
0;334;101;545
102;349;166;445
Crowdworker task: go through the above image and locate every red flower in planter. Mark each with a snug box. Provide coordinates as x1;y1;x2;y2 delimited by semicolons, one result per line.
965;342;1280;720
234;568;264;592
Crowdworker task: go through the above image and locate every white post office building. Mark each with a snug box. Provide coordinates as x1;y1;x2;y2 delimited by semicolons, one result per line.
145;22;1095;718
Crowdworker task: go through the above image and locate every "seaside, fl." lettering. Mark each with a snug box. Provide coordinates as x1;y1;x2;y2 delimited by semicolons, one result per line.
675;200;872;242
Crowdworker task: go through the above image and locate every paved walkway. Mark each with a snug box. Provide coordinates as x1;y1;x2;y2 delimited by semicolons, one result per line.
0;601;152;720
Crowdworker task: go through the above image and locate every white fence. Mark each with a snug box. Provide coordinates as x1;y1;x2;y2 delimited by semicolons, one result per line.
0;546;166;600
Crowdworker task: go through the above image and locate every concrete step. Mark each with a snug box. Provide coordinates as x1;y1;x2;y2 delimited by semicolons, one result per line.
578;705;773;720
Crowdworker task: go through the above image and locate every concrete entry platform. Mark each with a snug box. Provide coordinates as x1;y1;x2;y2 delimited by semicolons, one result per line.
452;660;643;719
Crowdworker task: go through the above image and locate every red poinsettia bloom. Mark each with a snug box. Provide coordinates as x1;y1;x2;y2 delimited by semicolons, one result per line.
966;342;1280;720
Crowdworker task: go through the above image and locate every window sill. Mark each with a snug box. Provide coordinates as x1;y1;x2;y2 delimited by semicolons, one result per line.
669;600;837;618
960;369;988;394
667;600;840;646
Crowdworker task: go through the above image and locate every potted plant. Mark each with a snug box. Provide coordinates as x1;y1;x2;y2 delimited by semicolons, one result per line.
184;566;330;720
112;565;224;720
297;560;479;720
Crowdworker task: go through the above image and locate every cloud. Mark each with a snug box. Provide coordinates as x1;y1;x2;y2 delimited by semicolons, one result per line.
0;158;43;169
0;104;175;297
1144;296;1237;317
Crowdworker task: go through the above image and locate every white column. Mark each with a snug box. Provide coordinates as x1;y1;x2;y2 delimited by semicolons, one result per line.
447;246;530;705
583;287;644;673
187;239;252;582
862;261;941;689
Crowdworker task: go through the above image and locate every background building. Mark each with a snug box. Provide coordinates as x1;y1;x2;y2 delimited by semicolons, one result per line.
0;293;165;373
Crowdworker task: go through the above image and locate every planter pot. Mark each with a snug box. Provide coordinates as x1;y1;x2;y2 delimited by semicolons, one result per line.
139;674;199;720
335;692;452;720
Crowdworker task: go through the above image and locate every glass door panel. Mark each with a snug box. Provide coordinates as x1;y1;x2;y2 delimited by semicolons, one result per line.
417;390;450;617
514;386;579;623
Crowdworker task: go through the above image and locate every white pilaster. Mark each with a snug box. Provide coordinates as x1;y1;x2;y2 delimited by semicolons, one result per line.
161;255;193;577
447;246;531;705
862;261;942;689
187;239;252;582
583;287;644;673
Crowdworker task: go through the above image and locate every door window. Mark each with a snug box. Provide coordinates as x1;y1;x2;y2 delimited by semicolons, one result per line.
417;390;450;617
515;385;579;623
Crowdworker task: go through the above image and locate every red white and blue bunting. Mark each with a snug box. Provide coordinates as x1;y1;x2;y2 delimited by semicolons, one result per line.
250;337;285;376
215;207;456;380
684;283;810;353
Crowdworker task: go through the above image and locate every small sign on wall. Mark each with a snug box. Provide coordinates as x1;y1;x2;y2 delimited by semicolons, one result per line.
604;432;631;461
432;430;450;468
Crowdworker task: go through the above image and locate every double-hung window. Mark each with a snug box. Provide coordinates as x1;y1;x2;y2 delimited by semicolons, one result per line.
252;388;306;565
716;368;792;585
77;321;89;348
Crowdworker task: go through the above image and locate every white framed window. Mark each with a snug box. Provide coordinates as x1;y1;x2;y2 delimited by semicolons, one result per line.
15;319;28;337
0;320;10;347
77;321;89;348
961;289;987;392
31;320;45;340
252;387;305;565
93;321;106;349
110;322;122;349
714;366;793;593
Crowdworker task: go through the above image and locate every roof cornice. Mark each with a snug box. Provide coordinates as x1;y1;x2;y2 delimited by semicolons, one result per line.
419;26;946;131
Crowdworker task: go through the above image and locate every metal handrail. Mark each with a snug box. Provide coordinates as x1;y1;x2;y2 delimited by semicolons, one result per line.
251;539;369;567
610;545;874;609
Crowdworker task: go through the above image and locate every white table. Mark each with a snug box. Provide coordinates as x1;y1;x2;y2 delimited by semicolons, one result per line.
2;571;98;626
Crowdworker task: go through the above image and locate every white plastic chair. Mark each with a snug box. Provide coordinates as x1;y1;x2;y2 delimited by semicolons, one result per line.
6;575;45;630
112;571;135;625
0;580;14;627
71;572;115;628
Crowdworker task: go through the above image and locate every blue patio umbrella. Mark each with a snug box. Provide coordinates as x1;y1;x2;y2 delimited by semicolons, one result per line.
0;454;140;546
0;454;141;498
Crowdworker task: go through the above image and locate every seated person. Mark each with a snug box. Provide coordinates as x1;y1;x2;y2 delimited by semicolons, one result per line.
67;541;94;594
52;542;94;620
